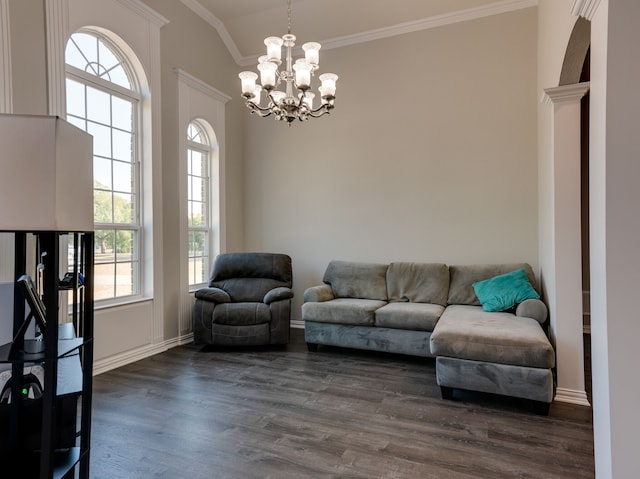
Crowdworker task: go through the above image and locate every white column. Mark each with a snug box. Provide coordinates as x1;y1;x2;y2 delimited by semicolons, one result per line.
543;82;590;406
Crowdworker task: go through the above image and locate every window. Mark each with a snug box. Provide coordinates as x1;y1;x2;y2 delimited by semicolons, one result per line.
187;121;211;286
65;31;141;302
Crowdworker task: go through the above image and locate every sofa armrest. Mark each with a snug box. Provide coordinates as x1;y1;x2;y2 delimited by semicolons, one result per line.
304;284;335;303
264;287;294;304
516;298;548;324
194;287;231;303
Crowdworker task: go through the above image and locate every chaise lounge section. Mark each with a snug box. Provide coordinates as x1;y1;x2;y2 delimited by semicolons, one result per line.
302;260;555;412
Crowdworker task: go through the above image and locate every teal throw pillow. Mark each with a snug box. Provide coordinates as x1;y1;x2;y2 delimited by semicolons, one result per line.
472;268;540;312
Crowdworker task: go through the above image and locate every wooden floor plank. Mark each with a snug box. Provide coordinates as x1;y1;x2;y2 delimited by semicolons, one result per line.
89;329;594;478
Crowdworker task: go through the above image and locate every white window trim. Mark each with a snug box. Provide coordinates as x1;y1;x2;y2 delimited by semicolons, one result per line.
175;68;230;338
65;31;144;305
46;0;168;346
187;128;212;288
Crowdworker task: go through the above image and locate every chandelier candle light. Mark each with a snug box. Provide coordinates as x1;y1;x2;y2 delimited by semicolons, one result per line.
238;0;338;124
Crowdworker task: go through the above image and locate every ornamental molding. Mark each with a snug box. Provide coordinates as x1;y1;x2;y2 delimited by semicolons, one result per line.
543;82;590;105
572;0;602;20
174;68;232;103
181;0;538;67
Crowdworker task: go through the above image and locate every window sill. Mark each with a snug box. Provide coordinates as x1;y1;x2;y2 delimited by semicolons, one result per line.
94;296;153;311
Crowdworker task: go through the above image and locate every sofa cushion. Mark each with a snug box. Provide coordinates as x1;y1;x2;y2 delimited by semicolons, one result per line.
386;262;449;306
323;261;389;300
472;268;540;312
375;302;444;332
302;298;387;326
430;305;555;368
447;263;538;306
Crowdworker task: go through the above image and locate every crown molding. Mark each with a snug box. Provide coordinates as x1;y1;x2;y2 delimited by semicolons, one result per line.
114;0;169;27
572;0;601;20
179;0;242;64
183;0;538;67
319;0;538;53
174;68;232;103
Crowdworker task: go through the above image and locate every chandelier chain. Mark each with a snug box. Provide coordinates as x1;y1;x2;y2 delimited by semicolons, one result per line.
287;0;292;35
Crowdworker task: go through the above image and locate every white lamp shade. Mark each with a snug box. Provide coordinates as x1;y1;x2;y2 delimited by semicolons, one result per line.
0;114;93;231
302;42;321;66
239;71;258;95
319;73;338;97
264;36;283;62
293;60;312;89
258;61;277;89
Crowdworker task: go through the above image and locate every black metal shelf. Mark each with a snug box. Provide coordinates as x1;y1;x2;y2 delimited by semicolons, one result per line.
0;230;94;479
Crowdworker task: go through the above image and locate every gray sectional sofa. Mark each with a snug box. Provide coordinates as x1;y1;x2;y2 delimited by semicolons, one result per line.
302;261;555;413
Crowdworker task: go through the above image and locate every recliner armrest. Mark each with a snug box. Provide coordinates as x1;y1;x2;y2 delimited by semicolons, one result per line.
264;287;294;304
516;298;548;324
303;284;334;303
194;287;231;303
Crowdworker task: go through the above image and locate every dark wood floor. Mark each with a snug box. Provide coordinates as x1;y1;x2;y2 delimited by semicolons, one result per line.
89;329;594;478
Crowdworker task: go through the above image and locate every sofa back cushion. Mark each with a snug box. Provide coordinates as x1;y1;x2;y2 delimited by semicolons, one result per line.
447;263;538;306
323;261;388;300
386;262;449;306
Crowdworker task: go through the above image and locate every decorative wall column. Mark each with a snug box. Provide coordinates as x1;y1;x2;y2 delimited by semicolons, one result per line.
543;82;590;406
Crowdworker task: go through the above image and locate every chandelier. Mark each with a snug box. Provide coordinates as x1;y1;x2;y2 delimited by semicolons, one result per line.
238;0;338;124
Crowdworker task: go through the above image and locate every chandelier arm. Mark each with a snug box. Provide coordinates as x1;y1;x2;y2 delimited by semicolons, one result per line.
245;100;274;117
306;104;334;118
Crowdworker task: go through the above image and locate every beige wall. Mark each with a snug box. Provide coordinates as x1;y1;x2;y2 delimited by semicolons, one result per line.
8;0;47;114
243;8;539;320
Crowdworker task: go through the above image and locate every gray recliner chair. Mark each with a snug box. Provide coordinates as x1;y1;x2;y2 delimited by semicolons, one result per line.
193;252;293;346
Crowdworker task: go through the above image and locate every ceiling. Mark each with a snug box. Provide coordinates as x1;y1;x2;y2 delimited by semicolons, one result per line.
182;0;537;65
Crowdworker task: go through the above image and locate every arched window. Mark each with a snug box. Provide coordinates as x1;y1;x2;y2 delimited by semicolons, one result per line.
187;120;212;286
65;31;141;302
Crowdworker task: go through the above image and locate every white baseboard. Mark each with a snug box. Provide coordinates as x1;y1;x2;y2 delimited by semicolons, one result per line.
291;319;304;329
93;340;172;376
554;387;591;407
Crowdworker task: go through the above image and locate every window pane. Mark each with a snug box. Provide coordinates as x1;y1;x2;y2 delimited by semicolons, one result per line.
191;177;203;202
113;160;133;193
86;86;111;125
109;65;131;89
94;191;113;223
112;97;132;131
189;202;203;226
113;193;134;224
95;229;115;262
66;79;85;117
115;230;134;255
70;33;98;71
115;262;133;296
112;129;133;162
98;41;119;74
190;150;203;176
94;156;112;190
87;121;112;158
94;261;115;300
